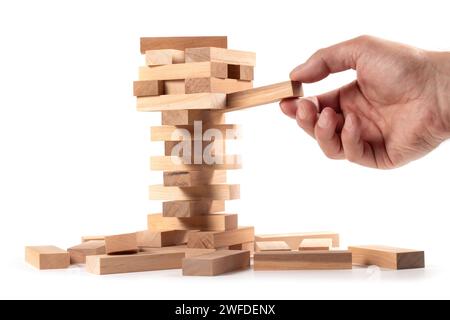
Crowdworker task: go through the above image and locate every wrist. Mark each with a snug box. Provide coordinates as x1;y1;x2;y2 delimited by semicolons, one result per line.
429;51;450;139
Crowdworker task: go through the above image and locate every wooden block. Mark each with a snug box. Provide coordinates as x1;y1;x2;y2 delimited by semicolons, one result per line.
139;62;227;81
148;213;238;232
164;140;226;159
150;124;239;141
81;235;105;242
145;49;185;66
349;245;425;270
255;241;291;252
149;184;240;201
137;93;226;112
188;227;254;249
163;200;225;217
228;65;254;81
164;80;185;94
161;110;225;125
163;170;226;187
133;80;164;97
255;232;340;250
225;81;303;112
150;155;241;171
299;238;332;251
68;240;106;264
185;78;253;94
136;230;194;247
254;251;352;271
140;36;227;54
86;252;184;275
139;245;216;258
25;246;70;270
182;250;250;276
104;232;138;255
185;47;256;66
229;242;255;257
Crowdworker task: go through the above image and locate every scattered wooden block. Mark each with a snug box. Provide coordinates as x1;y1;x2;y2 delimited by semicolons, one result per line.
225;81;303;112
81;235;105;242
163;170;226;187
136;230;194;247
148;213;238;232
349;245;425;270
86;252;184;275
182;250;250;276
137;93;226;112
133;80;164;97
139;62;227;81
229;242;254;251
188;227;254;249
139;245;216;257
145;49;185;66
185;47;256;66
162;200;225;217
253;251;352;271
299;238;332;251
161;110;225;126
25;246;70;270
140;36;227;54
164;80;186;94
104;232;138;255
228;65;254;81
185;77;253;94
149;184;240;201
68;240;106;264
255;232;340;250
255;241;291;252
150;124;239;141
150;155;241;171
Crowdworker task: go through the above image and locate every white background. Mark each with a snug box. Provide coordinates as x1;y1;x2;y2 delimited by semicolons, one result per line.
0;0;449;300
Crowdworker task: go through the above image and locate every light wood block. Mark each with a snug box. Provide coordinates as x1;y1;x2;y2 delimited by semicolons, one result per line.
136;230;195;247
140;36;227;54
188;227;254;249
81;235;105;242
164;140;226;160
163;170;226;187
228;65;254;81
254;251;352;271
161;110;225;125
349;245;425;270
225;81;303;112
299;238;332;251
150;124;239;141
145;49;185;66
164;80;185;94
150;155;241;171
162;200;225;217
185;77;253;94
148;213;238;232
139;62;227;81
182;250;250;276
255;241;291;252
139;245;216;258
86;252;184;275
68;240;106;264
255;232;340;250
133;80;164;97
104;232;138;255
185;47;256;66
137;93;226;112
149;184;240;201
25;246;70;270
229;242;255;257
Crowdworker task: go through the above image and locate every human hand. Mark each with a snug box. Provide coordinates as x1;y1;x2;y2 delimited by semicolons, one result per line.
280;35;450;169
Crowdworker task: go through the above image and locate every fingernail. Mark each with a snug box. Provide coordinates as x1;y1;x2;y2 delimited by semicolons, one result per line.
318;112;330;128
297;104;307;119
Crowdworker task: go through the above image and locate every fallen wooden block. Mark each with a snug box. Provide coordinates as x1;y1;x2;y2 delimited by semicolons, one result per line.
68;240;106;264
139;245;216;258
140;36;227;53
86;252;184;275
136;230;194;247
182;250;250;276
254;251;352;271
133;80;164;97
255;241;291;252
255;232;340;250
228;65;254;81
149;184;240;201
188;227;254;249
25;246;70;270
137;93;226;112
349;245;425;270
161;110;224;126
163;171;226;187
150;124;239;141
81;235;105;242
225;81;302;112
104;232;138;255
299;238;332;251
139;62;227;81
185;78;253;94
229;242;254;252
148;213;238;231
162;200;225;217
145;49;185;66
150;155;241;171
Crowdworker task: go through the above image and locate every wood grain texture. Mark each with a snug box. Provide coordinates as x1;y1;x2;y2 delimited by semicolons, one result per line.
187;227;254;249
349;245;425;270
137;93;226;112
228;65;254;81
149;184;240;201
25;246;70;270
164;140;226;160
162;200;225;217
139;245;216;258
150;155;241;171
140;36;227;53
161;110;225;125
133;80;164;97
136;230;195;247
163;170;226;187
225;81;303;112
81;235;105;242
104;232;138;255
185;47;256;66
255;241;291;252
145;49;185;66
150;124;239;141
255;232;340;250
299;238;332;251
182;250;250;276
148;213;238;232
68;240;106;264
86;252;184;275
185;78;253;94
254;251;353;271
139;62;227;81
164;80;186;94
